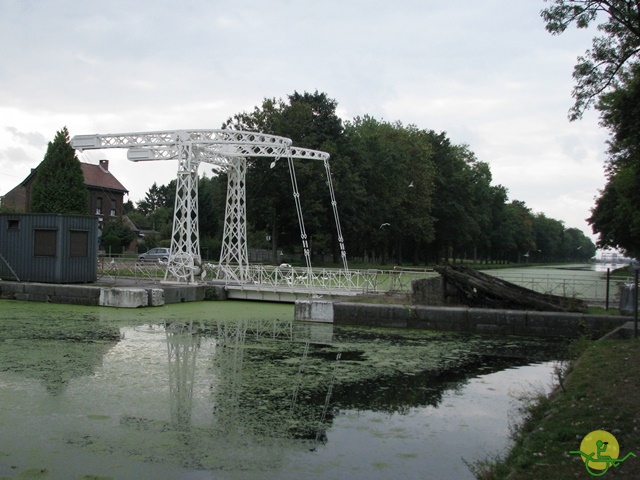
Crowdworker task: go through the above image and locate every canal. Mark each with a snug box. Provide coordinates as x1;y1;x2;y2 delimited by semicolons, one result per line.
0;300;569;479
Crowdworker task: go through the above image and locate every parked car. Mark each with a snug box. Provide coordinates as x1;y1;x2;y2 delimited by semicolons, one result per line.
138;248;171;262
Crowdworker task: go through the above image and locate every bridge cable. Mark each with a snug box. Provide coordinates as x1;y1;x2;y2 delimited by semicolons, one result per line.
286;151;313;286
323;159;349;273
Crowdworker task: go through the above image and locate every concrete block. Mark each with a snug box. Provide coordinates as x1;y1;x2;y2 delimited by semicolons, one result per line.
147;288;165;307
163;286;205;304
411;306;469;331
99;288;148;308
526;311;558;329
582;315;628;339
8;282;26;294
526;311;586;338
495;309;528;327
333;303;408;328
54;284;101;299
204;285;227;301
476;323;511;335
0;281;24;298
25;293;51;303
50;295;99;306
411;277;443;305
470;309;526;335
468;308;497;327
619;284;637;316
294;300;334;323
24;283;55;297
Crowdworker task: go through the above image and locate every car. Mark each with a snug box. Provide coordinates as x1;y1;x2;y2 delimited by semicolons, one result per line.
138;248;171;262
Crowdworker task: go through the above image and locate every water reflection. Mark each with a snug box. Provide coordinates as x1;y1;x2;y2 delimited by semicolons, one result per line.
0;308;568;479
165;322;202;428
153;319;566;449
0;310;120;396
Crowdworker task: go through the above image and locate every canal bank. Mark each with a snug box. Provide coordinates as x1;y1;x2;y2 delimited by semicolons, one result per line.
295;300;629;339
1;279;629;339
473;339;640;479
0;279;227;307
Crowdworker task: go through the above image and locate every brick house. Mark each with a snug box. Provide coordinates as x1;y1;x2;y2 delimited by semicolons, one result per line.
1;160;128;223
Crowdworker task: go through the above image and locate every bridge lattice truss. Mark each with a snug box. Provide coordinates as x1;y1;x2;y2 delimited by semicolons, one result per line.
72;129;348;283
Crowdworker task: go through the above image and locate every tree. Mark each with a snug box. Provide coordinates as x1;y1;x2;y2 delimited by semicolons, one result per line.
501;201;536;263
541;0;640;120
589;162;640;257
588;64;640;257
136;182;173;215
342;117;435;264
564;227;597;260
425;133;486;263
100;217;135;254
31;127;88;214
532;213;565;261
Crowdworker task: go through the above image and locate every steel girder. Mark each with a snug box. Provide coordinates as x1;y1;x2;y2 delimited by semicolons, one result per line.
71;129;345;284
218;158;248;282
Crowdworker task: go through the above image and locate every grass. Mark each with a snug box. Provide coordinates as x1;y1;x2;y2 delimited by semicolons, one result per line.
470;338;640;479
587;306;622;315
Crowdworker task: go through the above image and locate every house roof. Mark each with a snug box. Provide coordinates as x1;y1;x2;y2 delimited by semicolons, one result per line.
80;163;128;193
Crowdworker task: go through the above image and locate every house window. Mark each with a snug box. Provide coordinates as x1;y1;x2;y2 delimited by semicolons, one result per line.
70;230;89;257
7;219;20;231
110;199;117;217
96;197;102;215
34;229;57;257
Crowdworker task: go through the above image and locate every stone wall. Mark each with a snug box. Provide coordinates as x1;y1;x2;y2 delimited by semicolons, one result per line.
0;280;227;307
295;300;627;339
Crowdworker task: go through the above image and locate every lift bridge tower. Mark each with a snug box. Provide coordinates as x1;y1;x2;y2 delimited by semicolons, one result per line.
71;130;348;284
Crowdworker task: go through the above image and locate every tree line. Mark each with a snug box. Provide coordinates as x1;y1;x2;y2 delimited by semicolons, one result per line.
126;91;596;265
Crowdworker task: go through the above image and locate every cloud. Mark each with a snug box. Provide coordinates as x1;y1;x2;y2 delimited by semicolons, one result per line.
0;0;611;240
4;127;48;149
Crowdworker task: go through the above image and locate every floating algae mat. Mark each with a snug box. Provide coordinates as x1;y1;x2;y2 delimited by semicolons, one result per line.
0;300;569;479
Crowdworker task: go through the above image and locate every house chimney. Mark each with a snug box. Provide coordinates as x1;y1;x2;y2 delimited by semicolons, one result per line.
99;160;109;172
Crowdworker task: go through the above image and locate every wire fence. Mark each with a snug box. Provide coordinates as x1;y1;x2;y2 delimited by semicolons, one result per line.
487;271;633;306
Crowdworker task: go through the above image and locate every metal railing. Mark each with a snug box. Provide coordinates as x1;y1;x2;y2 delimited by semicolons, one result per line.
210;264;382;294
97;258;166;283
488;271;633;305
97;259;626;305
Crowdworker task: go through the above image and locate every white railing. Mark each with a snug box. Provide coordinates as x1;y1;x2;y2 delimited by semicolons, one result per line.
209;264;382;294
96;262;439;295
97;261;626;304
97;258;166;283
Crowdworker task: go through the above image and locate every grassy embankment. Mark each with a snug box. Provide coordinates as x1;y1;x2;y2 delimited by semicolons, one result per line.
470;337;640;479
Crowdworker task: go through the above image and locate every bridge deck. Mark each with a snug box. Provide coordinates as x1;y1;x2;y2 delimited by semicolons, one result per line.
222;283;362;302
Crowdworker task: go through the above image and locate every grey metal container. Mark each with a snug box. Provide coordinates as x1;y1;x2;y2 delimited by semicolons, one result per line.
0;214;98;283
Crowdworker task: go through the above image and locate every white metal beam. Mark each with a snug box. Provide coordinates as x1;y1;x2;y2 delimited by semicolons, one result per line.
71;129;345;285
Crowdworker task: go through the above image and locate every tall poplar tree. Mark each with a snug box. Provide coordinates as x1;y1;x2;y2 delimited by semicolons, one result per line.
31;127;87;214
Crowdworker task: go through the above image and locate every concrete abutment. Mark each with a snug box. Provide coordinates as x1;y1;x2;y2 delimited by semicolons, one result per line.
295;300;628;339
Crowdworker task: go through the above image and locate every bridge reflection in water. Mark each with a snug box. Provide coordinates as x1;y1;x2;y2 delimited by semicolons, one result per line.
164;318;338;456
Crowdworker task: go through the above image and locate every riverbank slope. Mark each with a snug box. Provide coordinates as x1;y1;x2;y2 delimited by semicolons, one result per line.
476;339;640;479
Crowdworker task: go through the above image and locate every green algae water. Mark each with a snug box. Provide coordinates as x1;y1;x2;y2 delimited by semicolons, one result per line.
0;300;568;480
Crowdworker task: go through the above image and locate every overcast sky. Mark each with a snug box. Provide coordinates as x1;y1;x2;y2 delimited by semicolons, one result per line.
0;0;609;240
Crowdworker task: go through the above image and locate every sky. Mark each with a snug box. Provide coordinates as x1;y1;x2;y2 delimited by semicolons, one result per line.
0;0;610;241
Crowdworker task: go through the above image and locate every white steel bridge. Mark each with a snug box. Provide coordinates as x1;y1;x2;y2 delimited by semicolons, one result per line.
72;129;349;290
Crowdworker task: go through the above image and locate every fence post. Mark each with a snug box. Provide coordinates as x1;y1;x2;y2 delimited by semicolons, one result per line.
605;268;610;310
634;268;638;339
